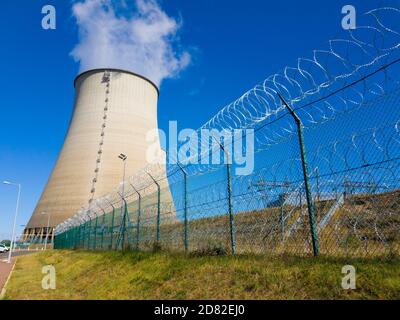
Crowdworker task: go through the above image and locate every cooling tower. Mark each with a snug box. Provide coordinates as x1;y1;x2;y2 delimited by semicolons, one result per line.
25;69;172;241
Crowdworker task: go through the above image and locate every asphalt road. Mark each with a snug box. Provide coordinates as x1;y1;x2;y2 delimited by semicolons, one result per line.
0;250;38;261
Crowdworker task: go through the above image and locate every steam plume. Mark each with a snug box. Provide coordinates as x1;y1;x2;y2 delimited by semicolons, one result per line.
71;0;190;86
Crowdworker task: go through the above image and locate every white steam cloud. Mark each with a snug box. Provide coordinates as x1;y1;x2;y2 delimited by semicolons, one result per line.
71;0;190;86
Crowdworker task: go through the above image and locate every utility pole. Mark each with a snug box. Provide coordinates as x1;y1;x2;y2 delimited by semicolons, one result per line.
3;181;21;263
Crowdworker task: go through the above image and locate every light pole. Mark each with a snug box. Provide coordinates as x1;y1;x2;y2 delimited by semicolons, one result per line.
3;180;21;264
118;153;128;250
118;153;127;200
41;211;51;250
118;153;127;218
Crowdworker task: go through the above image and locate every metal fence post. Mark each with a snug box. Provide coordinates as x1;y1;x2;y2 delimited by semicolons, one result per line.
93;214;98;250
96;202;107;250
148;173;161;243
105;200;115;250
77;224;81;248
278;93;319;256
86;220;90;250
82;222;85;248
86;213;91;250
73;225;78;249
66;228;69;249
101;212;105;250
80;218;85;248
64;228;67;249
68;227;72;249
177;163;189;253
120;198;128;250
66;224;71;248
130;184;142;251
226;160;236;255
212;135;236;255
111;205;115;249
71;227;75;249
280;181;289;241
114;192;132;250
73;224;78;249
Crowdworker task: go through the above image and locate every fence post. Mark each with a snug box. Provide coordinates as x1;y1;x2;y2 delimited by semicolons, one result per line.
177;163;189;253
278;93;319;256
120;198;128;250
212;135;236;255
68;227;72;249
64;228;67;249
101;212;105;250
66;223;71;249
73;226;77;249
80;219;85;249
148;173;161;243
93;214;98;250
130;184;142;251
65;230;68;249
105;200;116;250
86;219;90;250
72;228;75;249
72;227;75;249
110;206;115;250
81;222;85;248
226;160;236;255
68;226;72;249
86;213;91;250
96;202;107;250
77;224;81;248
71;227;75;249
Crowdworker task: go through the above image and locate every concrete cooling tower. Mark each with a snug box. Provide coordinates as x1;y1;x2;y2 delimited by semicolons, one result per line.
25;69;172;241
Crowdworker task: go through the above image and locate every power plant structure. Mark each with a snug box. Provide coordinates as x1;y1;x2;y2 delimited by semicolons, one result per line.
24;69;172;243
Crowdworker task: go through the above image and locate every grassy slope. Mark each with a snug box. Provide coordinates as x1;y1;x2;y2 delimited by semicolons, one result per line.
4;250;400;300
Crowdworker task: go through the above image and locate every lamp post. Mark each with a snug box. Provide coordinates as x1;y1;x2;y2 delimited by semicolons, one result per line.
118;153;127;200
118;154;128;248
41;211;51;250
3;180;21;264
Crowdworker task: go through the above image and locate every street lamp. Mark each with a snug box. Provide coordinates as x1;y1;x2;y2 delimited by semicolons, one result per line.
3;180;21;264
41;211;51;250
118;153;127;205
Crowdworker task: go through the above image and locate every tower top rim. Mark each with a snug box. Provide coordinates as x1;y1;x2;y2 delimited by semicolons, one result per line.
74;68;160;96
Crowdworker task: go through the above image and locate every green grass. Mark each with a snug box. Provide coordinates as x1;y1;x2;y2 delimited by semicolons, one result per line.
4;250;400;300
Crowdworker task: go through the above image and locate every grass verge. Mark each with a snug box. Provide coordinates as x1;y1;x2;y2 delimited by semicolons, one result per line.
4;250;400;300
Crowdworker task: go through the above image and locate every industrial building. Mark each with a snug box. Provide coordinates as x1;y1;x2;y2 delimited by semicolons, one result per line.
24;69;169;242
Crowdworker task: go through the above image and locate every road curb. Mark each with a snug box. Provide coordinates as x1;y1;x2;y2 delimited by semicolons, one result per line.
0;260;16;300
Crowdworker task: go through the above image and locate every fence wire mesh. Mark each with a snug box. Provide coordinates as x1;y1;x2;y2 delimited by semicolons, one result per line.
54;5;400;257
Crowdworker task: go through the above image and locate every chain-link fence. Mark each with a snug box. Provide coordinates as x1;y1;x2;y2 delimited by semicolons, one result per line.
54;5;400;257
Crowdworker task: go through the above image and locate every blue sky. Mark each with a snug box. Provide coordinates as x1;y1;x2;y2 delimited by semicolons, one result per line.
0;0;395;238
